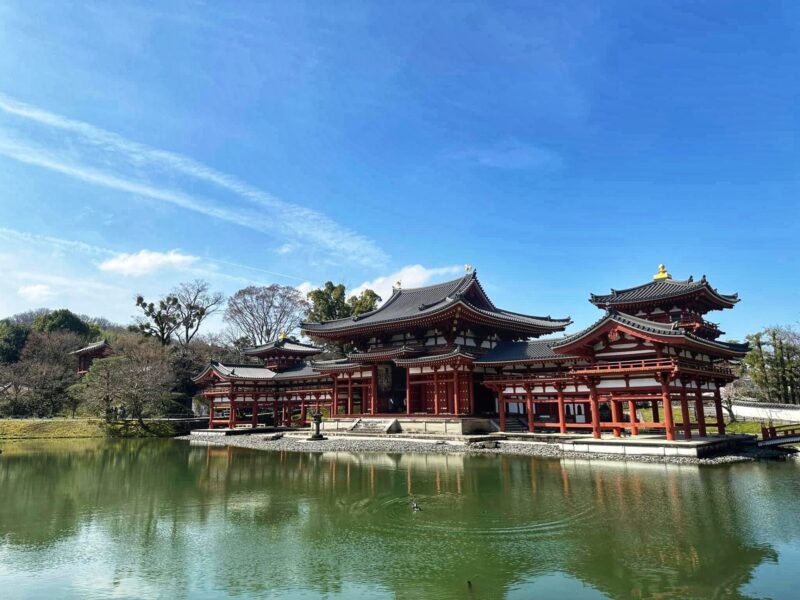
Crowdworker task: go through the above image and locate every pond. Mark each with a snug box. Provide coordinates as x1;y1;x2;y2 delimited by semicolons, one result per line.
0;438;798;599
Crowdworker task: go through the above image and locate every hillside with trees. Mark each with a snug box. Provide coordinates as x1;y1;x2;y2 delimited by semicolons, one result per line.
0;279;381;421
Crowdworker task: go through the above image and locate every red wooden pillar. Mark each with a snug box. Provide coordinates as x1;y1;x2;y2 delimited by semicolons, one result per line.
347;374;353;416
694;386;706;437
556;384;567;434
680;383;692;440
453;370;460;415
713;386;726;435
300;396;307;426
208;395;214;429
251;396;258;428
467;369;475;416
525;385;534;432
499;389;506;432
433;367;440;416
371;366;378;415
651;399;660;423
660;377;675;441
228;391;237;429
610;395;621;437
628;400;638;436
406;369;412;415
332;376;339;416
589;384;600;439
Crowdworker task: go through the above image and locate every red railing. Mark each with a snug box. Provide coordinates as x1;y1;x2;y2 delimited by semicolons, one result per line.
761;423;800;440
570;358;733;378
570;357;675;375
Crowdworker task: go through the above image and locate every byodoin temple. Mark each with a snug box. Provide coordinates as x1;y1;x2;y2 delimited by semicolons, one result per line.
194;265;748;440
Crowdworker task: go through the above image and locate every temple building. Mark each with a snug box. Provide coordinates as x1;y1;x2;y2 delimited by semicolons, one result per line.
194;265;747;440
70;340;113;376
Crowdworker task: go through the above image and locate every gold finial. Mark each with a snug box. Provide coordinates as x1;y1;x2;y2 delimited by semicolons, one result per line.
395;280;401;289
653;264;672;280
465;264;473;274
278;331;287;341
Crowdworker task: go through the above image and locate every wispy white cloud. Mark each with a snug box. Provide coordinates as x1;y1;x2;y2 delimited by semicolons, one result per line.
0;226;111;256
0;93;388;267
295;281;316;296
352;264;463;303
0;226;307;284
98;249;198;276
17;284;55;302
451;139;563;171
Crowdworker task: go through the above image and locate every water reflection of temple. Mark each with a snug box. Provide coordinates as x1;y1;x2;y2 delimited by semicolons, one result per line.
186;443;783;599
1;440;794;599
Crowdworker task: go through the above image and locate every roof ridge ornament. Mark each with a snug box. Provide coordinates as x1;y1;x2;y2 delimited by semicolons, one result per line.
464;264;473;274
653;264;672;280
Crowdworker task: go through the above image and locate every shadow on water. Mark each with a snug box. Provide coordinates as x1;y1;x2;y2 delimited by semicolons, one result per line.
0;438;798;599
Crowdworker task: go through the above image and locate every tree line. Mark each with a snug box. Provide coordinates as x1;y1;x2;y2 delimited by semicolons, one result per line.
740;326;800;404
0;280;380;421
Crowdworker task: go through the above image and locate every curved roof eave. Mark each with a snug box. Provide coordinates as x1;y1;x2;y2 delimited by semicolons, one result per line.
589;278;738;309
552;312;748;357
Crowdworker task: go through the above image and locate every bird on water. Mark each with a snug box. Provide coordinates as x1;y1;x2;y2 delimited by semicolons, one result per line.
411;500;421;512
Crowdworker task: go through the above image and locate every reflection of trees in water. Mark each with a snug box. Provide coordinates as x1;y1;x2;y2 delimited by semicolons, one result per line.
552;461;778;600
0;441;794;599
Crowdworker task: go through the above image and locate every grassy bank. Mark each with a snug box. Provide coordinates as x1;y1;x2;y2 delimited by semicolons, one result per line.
0;418;184;440
637;407;764;437
0;418;106;439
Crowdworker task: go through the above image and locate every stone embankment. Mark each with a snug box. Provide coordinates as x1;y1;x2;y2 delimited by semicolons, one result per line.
182;432;774;465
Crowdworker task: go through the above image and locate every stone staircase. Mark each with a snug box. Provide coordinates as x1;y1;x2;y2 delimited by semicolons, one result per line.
349;418;400;434
503;417;529;433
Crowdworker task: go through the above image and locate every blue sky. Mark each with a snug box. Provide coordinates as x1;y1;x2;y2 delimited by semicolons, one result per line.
0;1;797;340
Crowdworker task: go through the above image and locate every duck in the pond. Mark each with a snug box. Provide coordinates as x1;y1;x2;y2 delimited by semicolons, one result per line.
411;500;422;512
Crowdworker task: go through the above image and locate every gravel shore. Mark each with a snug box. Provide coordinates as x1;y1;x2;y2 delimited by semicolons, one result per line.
180;433;758;466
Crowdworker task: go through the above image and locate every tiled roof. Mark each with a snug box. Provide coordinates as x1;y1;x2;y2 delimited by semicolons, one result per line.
552;310;749;356
205;362;277;380
310;358;367;371
393;346;476;366
242;339;322;356
271;363;323;380
301;272;569;335
475;340;576;364
193;360;329;383
69;340;110;355
347;345;423;361
589;276;738;309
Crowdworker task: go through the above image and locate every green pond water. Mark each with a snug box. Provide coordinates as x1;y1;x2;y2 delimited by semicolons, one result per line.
0;439;799;600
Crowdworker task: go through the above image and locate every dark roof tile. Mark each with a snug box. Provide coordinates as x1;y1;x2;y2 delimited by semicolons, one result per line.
590;276;738;308
302;272;569;335
475;340;576;364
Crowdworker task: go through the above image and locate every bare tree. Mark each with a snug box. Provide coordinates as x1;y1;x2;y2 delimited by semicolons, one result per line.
224;285;309;346
0;362;30;416
114;337;175;427
720;377;758;422
18;331;82;417
7;308;51;327
69;356;127;420
172;280;225;349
